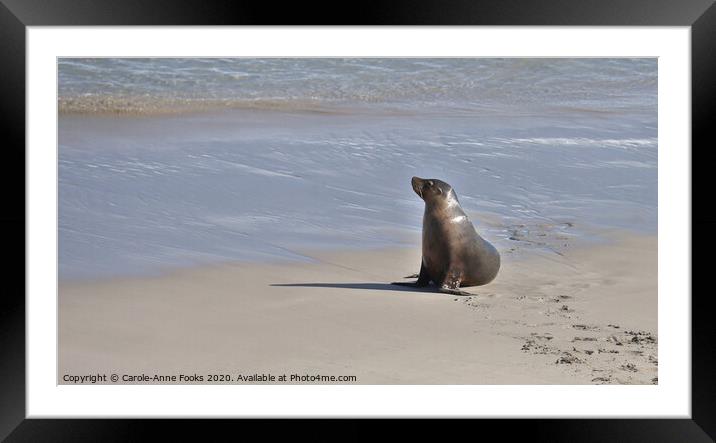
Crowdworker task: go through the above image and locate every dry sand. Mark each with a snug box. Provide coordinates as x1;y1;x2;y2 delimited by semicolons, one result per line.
59;232;657;385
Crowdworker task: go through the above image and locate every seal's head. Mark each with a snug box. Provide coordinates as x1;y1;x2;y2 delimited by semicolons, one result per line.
411;176;456;205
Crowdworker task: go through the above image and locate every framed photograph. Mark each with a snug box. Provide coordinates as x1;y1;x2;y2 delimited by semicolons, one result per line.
3;0;713;440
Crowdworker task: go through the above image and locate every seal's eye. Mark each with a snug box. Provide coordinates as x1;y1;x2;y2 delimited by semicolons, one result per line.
427;180;434;187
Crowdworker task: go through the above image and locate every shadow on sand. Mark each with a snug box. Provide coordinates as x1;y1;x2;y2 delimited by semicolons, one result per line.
269;282;436;294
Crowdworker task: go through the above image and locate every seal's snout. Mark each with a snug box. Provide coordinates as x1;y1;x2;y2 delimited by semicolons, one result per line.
411;176;425;198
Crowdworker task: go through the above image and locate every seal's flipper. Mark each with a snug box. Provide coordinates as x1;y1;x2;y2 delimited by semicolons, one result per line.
439;274;471;296
439;287;472;296
391;281;418;287
415;262;430;287
396;262;430;287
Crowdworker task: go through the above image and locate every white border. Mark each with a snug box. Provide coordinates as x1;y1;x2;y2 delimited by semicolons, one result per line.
27;27;691;418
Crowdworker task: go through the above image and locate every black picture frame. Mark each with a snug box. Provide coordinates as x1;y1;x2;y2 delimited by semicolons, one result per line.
2;0;713;440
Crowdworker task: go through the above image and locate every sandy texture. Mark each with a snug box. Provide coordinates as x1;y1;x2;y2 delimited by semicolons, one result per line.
59;232;656;385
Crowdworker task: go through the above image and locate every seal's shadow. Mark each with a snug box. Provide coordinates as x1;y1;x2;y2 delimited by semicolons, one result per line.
269;283;435;293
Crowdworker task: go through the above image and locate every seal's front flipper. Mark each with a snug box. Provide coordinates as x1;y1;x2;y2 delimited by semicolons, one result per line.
391;281;418;287
439;273;471;296
396;262;430;287
438;287;473;296
414;262;430;287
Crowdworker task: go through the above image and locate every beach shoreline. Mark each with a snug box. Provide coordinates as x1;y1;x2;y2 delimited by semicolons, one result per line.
59;230;657;385
57;59;658;385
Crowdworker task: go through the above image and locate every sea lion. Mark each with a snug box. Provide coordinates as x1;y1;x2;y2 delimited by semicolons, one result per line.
393;177;500;295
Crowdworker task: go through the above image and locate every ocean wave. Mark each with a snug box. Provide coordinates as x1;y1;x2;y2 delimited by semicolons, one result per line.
58;95;359;116
58;58;658;117
500;137;657;149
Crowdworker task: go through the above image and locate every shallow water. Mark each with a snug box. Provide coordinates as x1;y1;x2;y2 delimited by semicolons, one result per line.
58;58;657;280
